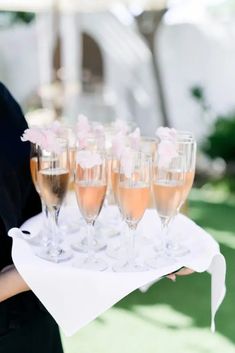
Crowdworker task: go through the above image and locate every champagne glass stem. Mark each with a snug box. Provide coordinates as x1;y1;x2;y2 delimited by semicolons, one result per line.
166;210;190;256
86;222;95;262
166;214;177;245
41;199;48;217
48;206;61;260
126;224;136;266
160;217;170;251
41;199;50;247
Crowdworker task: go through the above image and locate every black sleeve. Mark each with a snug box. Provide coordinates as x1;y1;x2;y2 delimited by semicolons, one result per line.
0;82;41;270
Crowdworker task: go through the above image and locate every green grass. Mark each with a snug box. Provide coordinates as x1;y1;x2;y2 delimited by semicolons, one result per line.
61;188;235;353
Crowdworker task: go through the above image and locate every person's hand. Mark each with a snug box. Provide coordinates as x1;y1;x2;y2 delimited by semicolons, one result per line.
0;264;30;302
167;267;194;281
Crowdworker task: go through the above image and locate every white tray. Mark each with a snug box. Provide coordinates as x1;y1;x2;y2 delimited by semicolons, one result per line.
10;206;226;336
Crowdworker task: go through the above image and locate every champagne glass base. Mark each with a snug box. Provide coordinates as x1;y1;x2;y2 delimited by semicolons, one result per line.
71;237;106;253
96;220;121;238
153;244;165;255
166;244;190;257
36;247;73;263
113;260;147;273
146;255;176;270
106;244;126;260
73;257;108;271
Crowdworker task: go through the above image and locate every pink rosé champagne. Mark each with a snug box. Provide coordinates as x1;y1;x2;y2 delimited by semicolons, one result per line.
69;147;77;174
68;146;77;190
75;181;107;222
36;138;72;263
74;150;108;271
118;181;150;225
110;159;119;203
112;150;151;272
38;168;69;207
182;170;195;203
111;170;119;201
30;157;39;192
30;156;59;193
153;180;183;220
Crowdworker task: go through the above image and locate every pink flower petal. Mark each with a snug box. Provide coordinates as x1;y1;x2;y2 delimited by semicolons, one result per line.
120;147;135;178
76;115;91;148
49;120;65;136
77;150;102;169
128;127;141;150
112;133;126;158
92;122;104;136
77;114;90;134
156;127;178;168
156;127;177;142
21;127;45;145
114;119;129;134
42;129;62;154
21;127;62;154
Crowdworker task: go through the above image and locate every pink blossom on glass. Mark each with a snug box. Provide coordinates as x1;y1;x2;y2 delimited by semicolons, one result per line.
21;127;44;145
112;133;126;158
155;126;178;168
128;127;141;150
77;115;90;134
158;140;178;168
42;129;62;154
114;119;129;135
120;147;135;178
49;120;65;136
21;127;62;154
77;150;102;169
156;127;177;142
76;115;91;147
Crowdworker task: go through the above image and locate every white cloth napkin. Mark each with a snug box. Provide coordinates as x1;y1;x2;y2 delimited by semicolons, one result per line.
9;207;226;337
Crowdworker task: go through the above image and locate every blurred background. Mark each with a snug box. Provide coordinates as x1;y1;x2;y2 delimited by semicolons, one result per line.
1;0;235;352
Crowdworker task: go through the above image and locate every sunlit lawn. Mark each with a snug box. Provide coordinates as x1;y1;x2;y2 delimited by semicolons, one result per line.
62;187;235;353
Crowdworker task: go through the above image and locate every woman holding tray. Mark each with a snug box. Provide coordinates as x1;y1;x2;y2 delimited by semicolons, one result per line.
0;82;64;353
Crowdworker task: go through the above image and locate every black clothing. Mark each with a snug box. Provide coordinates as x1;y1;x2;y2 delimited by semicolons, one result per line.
0;82;64;353
0;82;41;270
0;292;63;353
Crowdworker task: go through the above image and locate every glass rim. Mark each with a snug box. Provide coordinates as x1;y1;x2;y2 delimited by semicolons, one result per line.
176;130;195;141
141;136;158;142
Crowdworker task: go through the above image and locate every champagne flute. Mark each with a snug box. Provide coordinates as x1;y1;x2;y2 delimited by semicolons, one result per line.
107;137;157;260
106;157;127;259
58;120;88;235
113;150;151;272
37;138;72;262
147;154;185;269
140;136;158;162
30;143;50;246
177;132;196;207
30;144;40;193
66;127;77;191
166;132;197;256
71;135;107;252
74;150;108;271
138;136;158;240
51;124;77;191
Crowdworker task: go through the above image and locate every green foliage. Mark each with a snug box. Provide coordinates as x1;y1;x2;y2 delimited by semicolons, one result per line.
191;85;235;163
190;86;209;111
14;12;35;24
0;11;35;27
190;86;204;101
203;114;235;162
